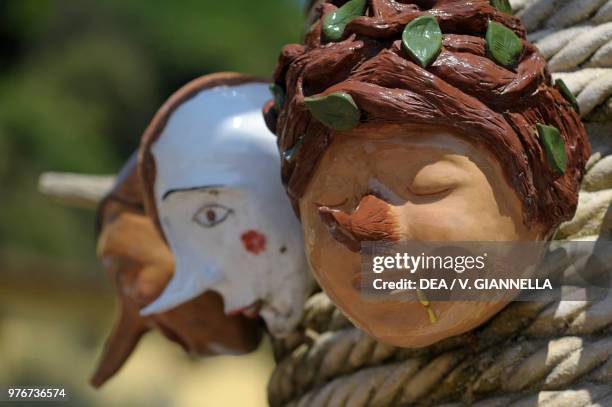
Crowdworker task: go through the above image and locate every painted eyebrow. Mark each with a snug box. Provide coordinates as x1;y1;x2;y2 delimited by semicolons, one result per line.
162;184;224;200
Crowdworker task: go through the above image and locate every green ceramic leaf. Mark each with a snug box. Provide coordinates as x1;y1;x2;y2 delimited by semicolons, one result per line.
555;78;580;113
537;123;567;174
490;0;513;14
402;16;443;68
322;0;367;42
283;135;306;162
486;21;523;67
269;83;285;111
304;92;361;131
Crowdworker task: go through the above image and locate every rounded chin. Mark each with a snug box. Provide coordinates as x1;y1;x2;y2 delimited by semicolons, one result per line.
373;332;444;349
368;318;484;349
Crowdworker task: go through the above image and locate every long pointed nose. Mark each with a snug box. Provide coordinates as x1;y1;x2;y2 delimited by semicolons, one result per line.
90;302;148;388
140;265;218;315
318;194;399;252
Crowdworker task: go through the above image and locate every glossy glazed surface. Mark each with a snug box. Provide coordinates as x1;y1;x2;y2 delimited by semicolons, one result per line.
265;0;590;348
142;80;312;337
92;156;261;388
299;127;541;347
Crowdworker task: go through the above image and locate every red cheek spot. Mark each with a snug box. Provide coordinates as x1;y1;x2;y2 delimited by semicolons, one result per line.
241;230;267;255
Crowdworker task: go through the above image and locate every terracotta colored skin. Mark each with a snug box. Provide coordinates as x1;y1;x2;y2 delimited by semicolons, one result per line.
265;0;590;347
300;128;542;347
91;155;262;388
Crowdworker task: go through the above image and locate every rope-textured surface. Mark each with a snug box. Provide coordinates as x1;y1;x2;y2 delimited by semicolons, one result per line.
557;122;612;240
508;0;612;121
269;284;612;406
553;70;612;119
513;0;612;35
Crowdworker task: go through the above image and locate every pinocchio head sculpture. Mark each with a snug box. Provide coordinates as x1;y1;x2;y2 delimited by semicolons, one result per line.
139;73;313;338
264;0;590;347
91;154;262;388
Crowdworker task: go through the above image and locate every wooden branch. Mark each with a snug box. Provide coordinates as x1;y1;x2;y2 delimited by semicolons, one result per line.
38;172;115;210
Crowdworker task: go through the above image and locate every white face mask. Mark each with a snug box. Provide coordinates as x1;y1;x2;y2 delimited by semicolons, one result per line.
140;81;312;337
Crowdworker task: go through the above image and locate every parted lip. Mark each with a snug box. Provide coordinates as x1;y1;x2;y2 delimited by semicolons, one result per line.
226;300;263;318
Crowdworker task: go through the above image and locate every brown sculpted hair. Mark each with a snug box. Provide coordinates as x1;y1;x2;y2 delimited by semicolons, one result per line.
264;0;590;233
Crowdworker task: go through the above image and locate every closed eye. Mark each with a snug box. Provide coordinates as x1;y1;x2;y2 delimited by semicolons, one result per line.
408;183;454;196
408;163;466;197
193;204;233;228
314;197;348;208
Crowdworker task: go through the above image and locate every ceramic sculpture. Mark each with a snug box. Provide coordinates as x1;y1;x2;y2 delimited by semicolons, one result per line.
139;73;313;338
263;0;590;347
91;153;261;388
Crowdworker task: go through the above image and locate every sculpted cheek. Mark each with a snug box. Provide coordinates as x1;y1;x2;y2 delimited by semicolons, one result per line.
241;230;267;255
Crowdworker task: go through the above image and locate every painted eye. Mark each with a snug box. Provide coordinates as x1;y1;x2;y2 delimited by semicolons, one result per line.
193;204;233;228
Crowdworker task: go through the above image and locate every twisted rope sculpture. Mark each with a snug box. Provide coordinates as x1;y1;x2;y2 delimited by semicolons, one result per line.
270;284;612;406
513;0;612;121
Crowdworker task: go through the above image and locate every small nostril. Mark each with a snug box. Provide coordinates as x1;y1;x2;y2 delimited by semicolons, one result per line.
318;206;361;252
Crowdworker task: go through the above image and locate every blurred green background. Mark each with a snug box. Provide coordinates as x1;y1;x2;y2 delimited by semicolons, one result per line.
0;1;304;405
